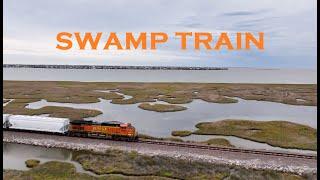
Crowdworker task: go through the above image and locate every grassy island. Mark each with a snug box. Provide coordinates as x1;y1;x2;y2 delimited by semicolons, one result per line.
171;130;193;137
139;103;187;112
202;138;235;147
194;120;317;150
25;159;40;168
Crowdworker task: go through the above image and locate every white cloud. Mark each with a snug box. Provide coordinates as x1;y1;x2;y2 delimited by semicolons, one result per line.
3;0;317;68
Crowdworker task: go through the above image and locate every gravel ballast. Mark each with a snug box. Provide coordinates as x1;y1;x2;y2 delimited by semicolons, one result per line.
3;131;317;175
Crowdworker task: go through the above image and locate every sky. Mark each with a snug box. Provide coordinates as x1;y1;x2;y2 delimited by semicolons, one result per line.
3;0;317;68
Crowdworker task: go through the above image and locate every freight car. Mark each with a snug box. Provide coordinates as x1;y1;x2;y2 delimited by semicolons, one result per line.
3;114;69;134
3;114;138;141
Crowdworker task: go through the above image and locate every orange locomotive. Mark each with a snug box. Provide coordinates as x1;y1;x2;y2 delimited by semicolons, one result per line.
68;120;138;141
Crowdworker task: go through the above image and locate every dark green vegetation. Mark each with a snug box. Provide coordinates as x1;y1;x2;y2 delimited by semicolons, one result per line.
71;149;311;179
171;130;193;137
3;81;316;119
25;159;40;168
202;138;235;147
3;148;315;180
194;120;317;150
139;134;234;147
138;134;184;142
139;103;187;112
4;161;171;180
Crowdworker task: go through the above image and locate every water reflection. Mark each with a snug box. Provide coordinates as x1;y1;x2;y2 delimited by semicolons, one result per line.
3;143;98;176
3;143;71;170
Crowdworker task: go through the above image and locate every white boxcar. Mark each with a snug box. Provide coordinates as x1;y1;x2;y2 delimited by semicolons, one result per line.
8;115;70;134
3;114;11;128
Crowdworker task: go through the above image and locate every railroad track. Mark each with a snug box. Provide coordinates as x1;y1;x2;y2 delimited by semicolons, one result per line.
3;130;317;160
138;139;317;160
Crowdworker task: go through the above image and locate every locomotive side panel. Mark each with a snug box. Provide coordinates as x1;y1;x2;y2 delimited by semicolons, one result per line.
88;124;102;133
68;122;137;140
101;126;136;138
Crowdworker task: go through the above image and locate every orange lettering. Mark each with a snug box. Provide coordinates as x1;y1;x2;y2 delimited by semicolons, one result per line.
75;32;102;50
245;32;264;50
104;32;123;50
125;32;147;49
236;32;242;49
175;32;192;49
214;33;234;50
56;32;72;50
151;32;168;49
195;32;212;50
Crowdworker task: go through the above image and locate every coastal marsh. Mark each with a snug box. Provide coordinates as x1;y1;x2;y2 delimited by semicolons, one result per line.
3;81;316;118
193;120;317;150
3;81;317;151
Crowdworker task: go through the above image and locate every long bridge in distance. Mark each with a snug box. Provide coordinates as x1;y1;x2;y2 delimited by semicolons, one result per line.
3;64;228;70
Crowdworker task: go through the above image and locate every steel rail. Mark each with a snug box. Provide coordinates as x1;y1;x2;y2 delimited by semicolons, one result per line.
3;130;317;160
137;139;317;160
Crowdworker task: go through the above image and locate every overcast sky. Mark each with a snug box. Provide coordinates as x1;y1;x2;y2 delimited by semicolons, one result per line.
3;0;317;68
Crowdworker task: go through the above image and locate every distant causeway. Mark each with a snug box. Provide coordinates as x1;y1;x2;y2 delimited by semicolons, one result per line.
3;64;228;70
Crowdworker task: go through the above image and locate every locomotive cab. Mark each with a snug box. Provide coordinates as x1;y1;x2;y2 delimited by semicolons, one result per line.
119;122;138;140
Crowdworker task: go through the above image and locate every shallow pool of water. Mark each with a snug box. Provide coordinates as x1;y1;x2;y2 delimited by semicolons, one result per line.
3;143;96;175
182;135;317;155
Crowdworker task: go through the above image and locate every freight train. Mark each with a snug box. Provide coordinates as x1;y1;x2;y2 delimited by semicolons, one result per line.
3;114;138;141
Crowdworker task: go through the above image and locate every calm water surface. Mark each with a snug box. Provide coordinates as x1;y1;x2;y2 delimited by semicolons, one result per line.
26;98;317;136
25;97;317;153
3;68;317;84
182;135;317;155
3;143;96;175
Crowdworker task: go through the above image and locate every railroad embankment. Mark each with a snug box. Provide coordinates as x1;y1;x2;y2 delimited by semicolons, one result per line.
3;131;317;176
